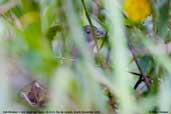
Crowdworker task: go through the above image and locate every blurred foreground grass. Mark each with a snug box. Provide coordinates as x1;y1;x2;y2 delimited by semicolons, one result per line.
0;0;171;114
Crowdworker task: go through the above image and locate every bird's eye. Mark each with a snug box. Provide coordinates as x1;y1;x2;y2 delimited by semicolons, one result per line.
99;31;105;35
86;29;90;34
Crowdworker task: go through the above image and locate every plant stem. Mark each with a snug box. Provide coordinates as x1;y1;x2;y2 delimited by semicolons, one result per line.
81;0;99;52
127;37;151;89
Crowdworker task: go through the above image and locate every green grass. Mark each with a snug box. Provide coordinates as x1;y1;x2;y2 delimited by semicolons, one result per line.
0;0;171;114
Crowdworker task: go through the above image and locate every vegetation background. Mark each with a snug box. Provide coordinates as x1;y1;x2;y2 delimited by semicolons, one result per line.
0;0;171;114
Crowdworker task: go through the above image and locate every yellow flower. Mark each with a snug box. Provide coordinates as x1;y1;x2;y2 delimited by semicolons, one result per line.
123;0;151;22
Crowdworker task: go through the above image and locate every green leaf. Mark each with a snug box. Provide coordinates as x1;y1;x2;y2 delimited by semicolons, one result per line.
139;56;153;74
41;2;57;32
157;0;170;38
46;25;62;41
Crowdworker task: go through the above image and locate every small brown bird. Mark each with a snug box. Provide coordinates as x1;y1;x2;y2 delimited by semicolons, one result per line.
20;81;47;108
83;25;106;42
72;25;106;58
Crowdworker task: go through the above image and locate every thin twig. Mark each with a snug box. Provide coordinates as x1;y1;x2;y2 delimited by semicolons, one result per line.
127;37;151;89
129;72;142;77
